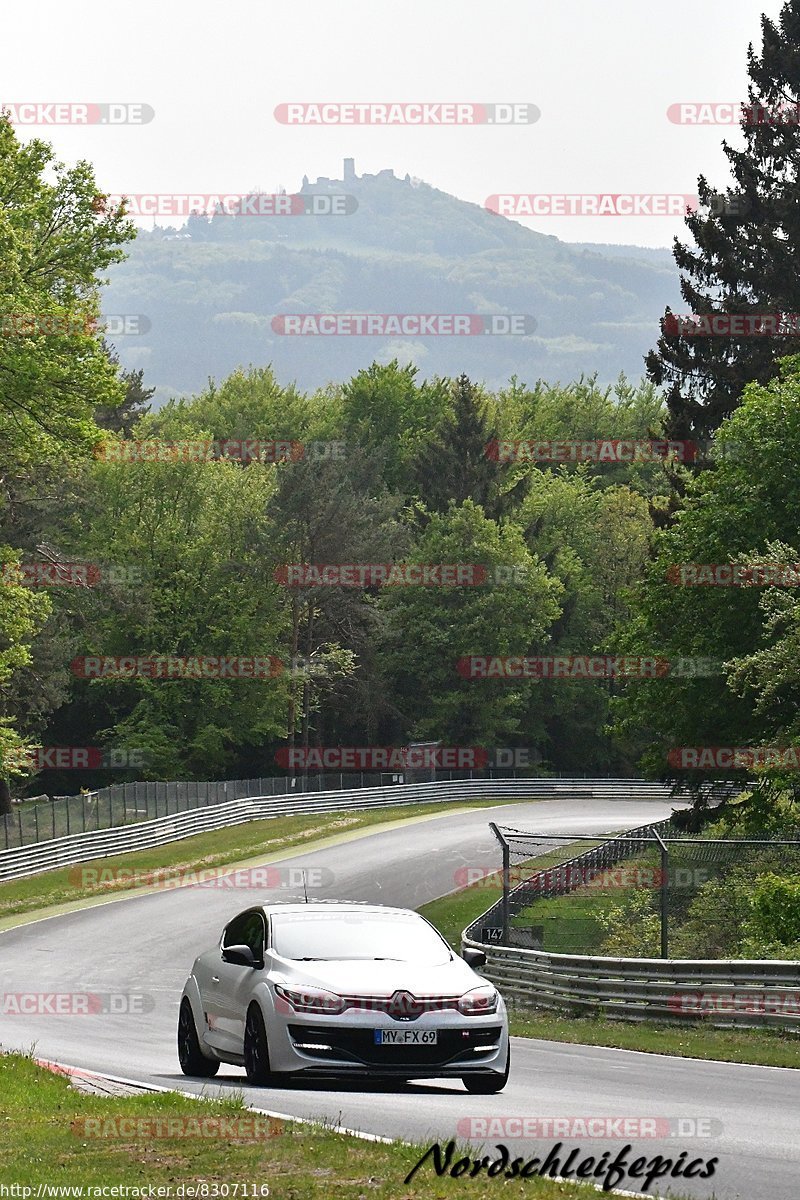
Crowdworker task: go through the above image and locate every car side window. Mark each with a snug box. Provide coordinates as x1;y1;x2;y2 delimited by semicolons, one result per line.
222;910;265;962
223;911;259;951
240;912;266;959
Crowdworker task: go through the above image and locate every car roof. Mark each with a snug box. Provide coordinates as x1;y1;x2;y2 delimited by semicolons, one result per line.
257;901;418;918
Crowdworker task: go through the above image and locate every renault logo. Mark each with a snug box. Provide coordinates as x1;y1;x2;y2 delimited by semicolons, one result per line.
388;990;423;1021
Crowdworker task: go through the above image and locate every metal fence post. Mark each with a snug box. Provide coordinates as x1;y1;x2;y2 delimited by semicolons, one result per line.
651;826;669;959
489;821;510;945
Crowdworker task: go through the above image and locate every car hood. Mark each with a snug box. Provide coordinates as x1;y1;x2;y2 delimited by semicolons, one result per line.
272;955;483;996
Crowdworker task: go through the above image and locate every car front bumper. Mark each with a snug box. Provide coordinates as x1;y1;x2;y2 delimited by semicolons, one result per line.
267;999;509;1078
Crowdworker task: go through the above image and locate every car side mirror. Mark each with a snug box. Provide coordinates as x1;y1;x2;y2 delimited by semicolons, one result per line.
222;944;259;968
462;947;487;969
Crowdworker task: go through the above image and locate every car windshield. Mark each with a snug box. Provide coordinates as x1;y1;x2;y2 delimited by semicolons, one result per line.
270;911;452;964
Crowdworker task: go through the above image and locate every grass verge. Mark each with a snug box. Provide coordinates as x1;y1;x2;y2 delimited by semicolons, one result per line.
0;799;504;923
507;1007;800;1068
0;1053;654;1199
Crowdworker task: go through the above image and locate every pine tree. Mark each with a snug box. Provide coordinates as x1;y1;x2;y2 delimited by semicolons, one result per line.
94;343;155;435
413;374;526;520
647;0;800;439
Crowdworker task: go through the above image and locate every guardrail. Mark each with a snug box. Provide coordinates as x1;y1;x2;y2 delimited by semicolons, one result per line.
5;770;705;851
0;777;673;882
463;819;800;1030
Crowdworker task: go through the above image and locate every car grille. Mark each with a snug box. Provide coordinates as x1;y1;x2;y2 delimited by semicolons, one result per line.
288;1024;502;1067
340;994;461;1020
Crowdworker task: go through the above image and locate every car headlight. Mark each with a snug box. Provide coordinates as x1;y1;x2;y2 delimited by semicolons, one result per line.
457;985;498;1016
274;983;346;1015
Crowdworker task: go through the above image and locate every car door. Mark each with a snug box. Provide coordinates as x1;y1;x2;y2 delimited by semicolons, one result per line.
203;910;265;1054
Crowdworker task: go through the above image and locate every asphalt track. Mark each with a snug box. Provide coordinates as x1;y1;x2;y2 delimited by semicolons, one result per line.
0;796;795;1200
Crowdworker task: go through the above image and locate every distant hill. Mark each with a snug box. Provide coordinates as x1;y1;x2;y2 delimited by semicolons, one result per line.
103;161;681;402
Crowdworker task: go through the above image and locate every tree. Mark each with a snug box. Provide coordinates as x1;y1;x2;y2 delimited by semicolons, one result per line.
0;548;51;810
336;361;450;492
142;365;314;445
612;356;800;787
0;114;134;808
61;455;290;780
266;451;407;766
0;115;135;471
519;471;652;772
647;0;800;438
413;374;526;521
378;501;562;745
94;342;155;435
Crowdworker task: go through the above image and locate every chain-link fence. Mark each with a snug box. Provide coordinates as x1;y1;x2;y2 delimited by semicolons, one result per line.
0;766;600;851
472;819;800;960
1;772;406;849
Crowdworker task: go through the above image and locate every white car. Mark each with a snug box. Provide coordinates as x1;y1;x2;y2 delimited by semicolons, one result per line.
178;902;509;1092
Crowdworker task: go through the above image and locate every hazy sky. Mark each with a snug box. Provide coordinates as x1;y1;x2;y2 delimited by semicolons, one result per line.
1;0;783;247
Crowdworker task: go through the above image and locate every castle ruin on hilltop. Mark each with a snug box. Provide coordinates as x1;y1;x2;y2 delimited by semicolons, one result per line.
302;159;413;188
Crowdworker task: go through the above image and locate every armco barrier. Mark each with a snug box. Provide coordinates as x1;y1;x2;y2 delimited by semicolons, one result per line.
465;941;800;1030
4;771;700;850
463;820;800;1030
0;778;672;881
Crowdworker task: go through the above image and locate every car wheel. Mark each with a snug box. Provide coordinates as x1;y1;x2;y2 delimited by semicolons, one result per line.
178;998;219;1077
462;1046;510;1094
244;1002;283;1086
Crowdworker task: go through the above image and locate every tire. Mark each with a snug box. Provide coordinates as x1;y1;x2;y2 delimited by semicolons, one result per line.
462;1046;510;1094
244;1002;284;1086
178;998;219;1077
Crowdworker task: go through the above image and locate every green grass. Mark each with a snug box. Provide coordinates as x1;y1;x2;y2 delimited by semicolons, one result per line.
0;799;506;923
0;1053;665;1199
507;1007;800;1068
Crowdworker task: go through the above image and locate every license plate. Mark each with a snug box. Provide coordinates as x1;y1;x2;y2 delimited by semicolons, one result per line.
374;1029;438;1045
